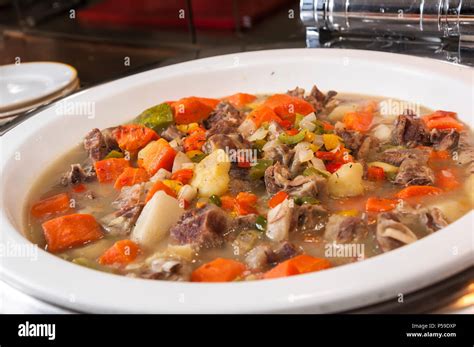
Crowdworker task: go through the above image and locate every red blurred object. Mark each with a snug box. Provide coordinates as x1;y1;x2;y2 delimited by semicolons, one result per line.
78;0;292;30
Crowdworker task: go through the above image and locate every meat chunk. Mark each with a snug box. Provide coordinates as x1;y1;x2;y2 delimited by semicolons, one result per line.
421;207;449;233
267;241;299;263
112;183;146;211
230;214;258;231
170;205;229;248
335;124;364;152
381;147;429;166
262;143;294;167
291;204;327;231
160;125;185;142
204;102;244;136
202;133;250;153
456;132;474;174
83;128;117;162
430;129;459;151
245;242;299;271
393;114;430;147
101;205;143;236
324;214;361;243
286;86;305;98
394;158;434;186
60;163;95;186
266;198;293;241
264;163;291;194
376;212;418;252
137;258;191;281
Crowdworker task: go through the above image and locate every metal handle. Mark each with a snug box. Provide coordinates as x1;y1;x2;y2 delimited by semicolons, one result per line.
301;0;474;47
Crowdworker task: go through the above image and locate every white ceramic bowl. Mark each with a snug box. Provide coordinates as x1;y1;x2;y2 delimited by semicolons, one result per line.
1;49;473;313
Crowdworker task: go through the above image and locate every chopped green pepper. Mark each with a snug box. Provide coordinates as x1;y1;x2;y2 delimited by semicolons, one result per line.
209;194;222;207
104;150;124;159
278;129;306;145
190;153;207;163
294;113;304;129
313;121;325;135
303;167;330;178
249;159;273;180
294;196;320;205
255;215;267;231
132;102;174;131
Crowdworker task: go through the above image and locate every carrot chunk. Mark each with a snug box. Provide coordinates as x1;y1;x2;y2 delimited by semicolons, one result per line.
224;93;257;108
365;197;398;212
138;139;176;176
31;193;71;219
171;169;194;185
191;258;246;282
42;214;103;253
145;181;177;202
422;111;464;131
264;255;331;279
367;166;385;181
235;192;258;215
220;195;236;211
98;239;140;266
183;129;206;152
268;191;289;208
172;97;215;124
264;94;315;121
114;167;149;190
343;111;373;132
94;158;130;183
113;124;159;154
395;186;443;199
247;105;283;128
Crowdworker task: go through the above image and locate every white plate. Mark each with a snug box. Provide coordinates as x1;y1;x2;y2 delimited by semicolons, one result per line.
0;49;473;313
0;62;77;112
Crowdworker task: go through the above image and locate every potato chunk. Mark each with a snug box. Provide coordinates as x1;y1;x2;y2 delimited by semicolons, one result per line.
131;191;184;248
191;149;231;197
328;162;364;197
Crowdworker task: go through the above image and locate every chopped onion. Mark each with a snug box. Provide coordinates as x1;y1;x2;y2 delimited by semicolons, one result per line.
295;142;314;162
248;127;269;141
178;184;197;202
310;157;327;171
372;124;392;143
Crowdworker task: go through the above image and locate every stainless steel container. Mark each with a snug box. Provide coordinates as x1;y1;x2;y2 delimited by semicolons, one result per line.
301;0;474;47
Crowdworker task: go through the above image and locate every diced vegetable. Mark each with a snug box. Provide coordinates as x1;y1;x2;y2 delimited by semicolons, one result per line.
172;151;193;172
183;129;206;152
186;150;207;163
113;124;159;154
208;194;222;207
42;214;103;253
328;162;364;198
191;258;246;282
145;180;177;202
138;139;177;176
365;197;398;212
72;184;87;193
278;129;306;145
247;127;269;142
268;191;289;208
172;97;215;124
235;192;258;215
422;110;464;131
368;161;399;174
171;168;194;185
247;105;282;128
31;193;71;219
132;191;184;248
191;149;231;197
367;166;385;181
255;215;267;231
263;94;315;120
436;169;460;190
303;166;331;178
114;167;149;190
465;174;474;206
429;150;450;162
220;195;235;211
323;134;341;151
372;124;392;143
249;159;273;180
98;240;140;266
263;255;331;279
328;103;358;121
343;111;373;132
132;103;174;131
396;186;443;199
94;158;130;183
316;151;336;161
224;93;257;108
104;150;124;159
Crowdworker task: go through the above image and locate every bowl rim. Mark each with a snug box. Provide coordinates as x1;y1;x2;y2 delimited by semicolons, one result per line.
1;48;473;313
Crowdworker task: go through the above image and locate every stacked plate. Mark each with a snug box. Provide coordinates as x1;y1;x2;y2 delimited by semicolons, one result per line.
0;62;79;125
